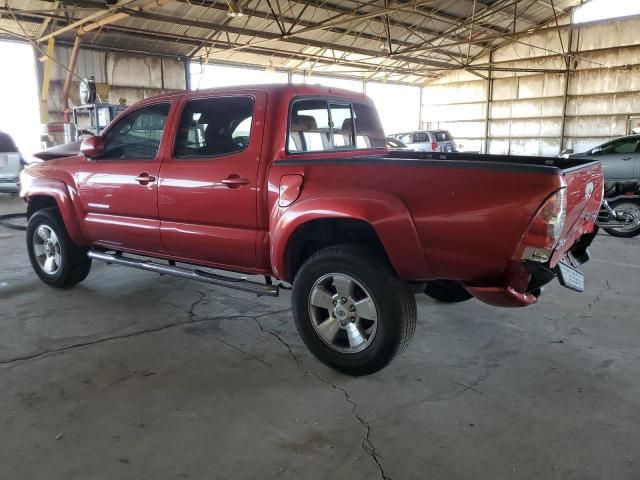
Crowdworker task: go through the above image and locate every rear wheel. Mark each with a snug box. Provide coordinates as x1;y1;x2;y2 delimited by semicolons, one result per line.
603;200;640;238
424;280;472;303
26;208;92;288
292;244;416;376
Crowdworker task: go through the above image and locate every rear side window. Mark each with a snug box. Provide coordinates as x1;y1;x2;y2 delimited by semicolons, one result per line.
175;96;254;158
288;99;384;153
433;131;453;142
413;132;429;143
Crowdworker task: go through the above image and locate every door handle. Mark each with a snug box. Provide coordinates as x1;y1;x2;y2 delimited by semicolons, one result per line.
135;172;156;185
221;175;249;188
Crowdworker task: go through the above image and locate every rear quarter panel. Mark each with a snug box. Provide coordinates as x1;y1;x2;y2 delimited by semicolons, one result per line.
268;157;563;283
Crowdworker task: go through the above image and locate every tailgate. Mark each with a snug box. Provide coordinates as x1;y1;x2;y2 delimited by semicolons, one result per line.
550;161;603;267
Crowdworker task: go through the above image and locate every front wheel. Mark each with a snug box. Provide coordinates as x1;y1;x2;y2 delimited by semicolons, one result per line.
603;200;640;238
26;208;92;288
292;244;416;376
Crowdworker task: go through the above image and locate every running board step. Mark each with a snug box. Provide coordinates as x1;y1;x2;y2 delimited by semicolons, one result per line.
88;251;279;297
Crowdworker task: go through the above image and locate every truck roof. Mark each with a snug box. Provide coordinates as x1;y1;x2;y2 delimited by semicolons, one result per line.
143;83;371;103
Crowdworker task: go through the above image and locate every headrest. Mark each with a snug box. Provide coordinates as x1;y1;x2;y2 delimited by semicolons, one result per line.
291;115;317;131
341;118;353;132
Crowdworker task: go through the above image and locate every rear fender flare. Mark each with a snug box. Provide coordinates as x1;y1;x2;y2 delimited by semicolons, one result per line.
23;178;88;246
271;191;430;281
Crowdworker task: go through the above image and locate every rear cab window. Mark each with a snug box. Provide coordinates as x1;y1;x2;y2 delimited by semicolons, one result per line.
287;98;385;154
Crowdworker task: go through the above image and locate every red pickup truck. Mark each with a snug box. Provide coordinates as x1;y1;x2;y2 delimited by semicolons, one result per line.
21;84;603;375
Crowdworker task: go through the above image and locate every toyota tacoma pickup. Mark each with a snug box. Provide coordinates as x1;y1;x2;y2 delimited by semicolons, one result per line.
21;84;603;375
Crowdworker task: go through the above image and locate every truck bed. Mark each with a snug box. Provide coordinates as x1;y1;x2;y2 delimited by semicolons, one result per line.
272;149;603;290
386;150;599;172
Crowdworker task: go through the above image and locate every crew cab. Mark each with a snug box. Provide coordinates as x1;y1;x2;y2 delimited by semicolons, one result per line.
21;84;603;375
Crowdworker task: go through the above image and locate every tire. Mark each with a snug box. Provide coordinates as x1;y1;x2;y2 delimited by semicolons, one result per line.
603;200;640;238
26;208;92;288
292;244;416;376
424;280;473;303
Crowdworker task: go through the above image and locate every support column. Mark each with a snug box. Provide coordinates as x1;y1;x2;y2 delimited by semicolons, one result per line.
484;50;493;154
62;34;82;122
40;38;55;123
183;58;191;90
559;26;574;153
418;86;424;130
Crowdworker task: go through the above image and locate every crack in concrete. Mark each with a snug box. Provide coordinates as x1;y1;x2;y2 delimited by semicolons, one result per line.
254;317;391;480
0;291;290;368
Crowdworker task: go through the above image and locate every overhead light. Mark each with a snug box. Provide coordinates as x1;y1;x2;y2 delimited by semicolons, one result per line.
226;0;244;18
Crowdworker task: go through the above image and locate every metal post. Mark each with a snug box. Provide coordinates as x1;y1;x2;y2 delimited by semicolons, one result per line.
418;86;423;130
287;70;293;84
40;38;55;123
183;58;191;90
160;58;165;89
560;26;574;153
62;34;82;122
484;50;493;154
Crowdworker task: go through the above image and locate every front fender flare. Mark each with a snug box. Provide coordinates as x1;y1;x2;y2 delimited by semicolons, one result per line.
22;177;88;246
270;191;430;281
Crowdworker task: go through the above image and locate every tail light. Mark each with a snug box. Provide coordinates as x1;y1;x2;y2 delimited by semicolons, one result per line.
519;188;567;263
431;142;438;151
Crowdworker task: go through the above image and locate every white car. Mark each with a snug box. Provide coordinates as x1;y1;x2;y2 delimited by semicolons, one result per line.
389;130;458;153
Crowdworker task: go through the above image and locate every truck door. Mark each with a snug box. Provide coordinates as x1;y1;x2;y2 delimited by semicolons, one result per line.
157;92;266;269
75;101;174;253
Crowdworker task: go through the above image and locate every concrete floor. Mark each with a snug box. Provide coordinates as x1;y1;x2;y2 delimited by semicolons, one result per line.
1;193;639;480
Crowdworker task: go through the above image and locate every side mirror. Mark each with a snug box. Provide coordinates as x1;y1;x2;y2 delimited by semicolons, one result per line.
590;147;601;155
80;136;104;159
560;148;573;155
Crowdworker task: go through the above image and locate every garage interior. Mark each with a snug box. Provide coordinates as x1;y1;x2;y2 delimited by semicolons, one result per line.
1;1;640;478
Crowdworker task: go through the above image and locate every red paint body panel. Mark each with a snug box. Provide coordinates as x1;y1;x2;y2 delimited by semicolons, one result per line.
21;84;604;308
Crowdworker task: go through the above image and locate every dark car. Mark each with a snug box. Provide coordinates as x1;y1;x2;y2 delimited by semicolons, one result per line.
565;135;640;181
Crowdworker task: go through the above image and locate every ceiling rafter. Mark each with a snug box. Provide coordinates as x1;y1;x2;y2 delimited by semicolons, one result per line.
0;0;589;84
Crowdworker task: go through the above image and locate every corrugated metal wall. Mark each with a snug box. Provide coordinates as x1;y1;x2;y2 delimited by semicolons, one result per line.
46;46;185;120
421;15;640;155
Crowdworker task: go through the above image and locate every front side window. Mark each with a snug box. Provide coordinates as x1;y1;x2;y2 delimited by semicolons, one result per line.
102;103;170;160
175;96;254;158
596;139;640;155
288;99;385;153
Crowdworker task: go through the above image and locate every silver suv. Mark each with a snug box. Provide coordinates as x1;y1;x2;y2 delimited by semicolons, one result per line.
0;131;23;194
389;130;458;153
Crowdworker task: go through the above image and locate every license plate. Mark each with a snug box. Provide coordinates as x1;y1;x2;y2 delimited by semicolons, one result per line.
556;261;585;292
